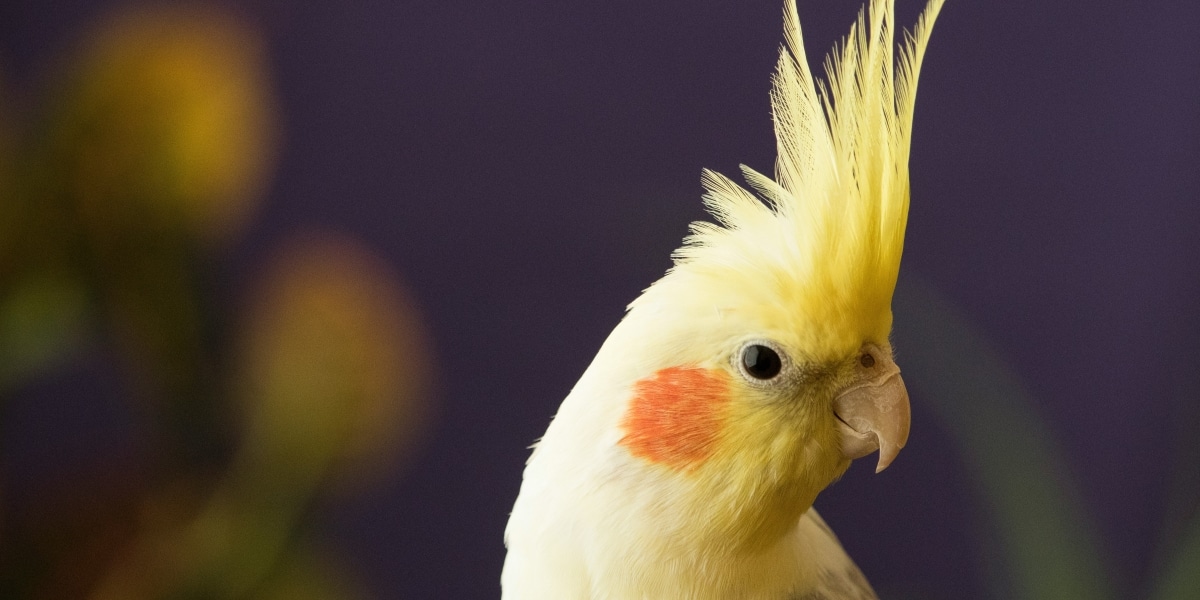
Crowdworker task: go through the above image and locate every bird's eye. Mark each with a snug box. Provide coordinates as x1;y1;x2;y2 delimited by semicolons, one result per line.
741;344;783;380
859;353;875;368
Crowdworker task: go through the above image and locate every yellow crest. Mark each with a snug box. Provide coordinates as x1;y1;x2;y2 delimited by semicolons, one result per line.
663;0;946;362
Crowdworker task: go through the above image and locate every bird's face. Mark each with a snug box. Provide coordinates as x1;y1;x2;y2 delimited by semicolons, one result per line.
609;267;910;550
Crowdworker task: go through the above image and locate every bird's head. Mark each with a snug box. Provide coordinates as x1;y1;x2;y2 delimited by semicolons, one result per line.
576;0;944;551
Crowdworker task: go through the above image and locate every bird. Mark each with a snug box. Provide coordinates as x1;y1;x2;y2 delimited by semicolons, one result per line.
502;0;946;597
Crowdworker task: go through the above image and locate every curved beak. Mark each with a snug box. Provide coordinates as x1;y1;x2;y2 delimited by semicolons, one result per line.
833;372;911;473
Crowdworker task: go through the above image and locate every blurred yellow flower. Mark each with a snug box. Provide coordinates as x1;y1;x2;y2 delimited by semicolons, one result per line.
234;232;433;493
55;4;275;245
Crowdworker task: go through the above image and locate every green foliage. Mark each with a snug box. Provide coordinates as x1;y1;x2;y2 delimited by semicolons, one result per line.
0;7;427;599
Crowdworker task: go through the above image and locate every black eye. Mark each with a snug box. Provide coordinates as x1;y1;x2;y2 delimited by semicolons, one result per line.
859;353;875;368
741;344;782;380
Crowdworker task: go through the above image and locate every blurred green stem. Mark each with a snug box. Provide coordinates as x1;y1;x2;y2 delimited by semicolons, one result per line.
893;275;1115;600
1151;509;1200;600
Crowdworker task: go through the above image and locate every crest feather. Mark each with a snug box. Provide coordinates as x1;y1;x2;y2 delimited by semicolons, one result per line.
669;0;945;357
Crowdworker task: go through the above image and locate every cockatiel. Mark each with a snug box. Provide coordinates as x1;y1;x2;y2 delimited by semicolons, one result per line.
503;0;945;597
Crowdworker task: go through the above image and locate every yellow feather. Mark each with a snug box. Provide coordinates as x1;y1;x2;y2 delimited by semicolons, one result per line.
649;0;946;364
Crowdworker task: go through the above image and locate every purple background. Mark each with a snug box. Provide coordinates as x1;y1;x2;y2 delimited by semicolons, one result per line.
3;0;1199;598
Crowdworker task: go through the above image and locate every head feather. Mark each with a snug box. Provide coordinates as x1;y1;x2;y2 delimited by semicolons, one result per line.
646;0;945;363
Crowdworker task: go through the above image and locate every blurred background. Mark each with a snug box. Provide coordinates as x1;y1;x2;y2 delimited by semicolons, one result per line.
0;0;1197;598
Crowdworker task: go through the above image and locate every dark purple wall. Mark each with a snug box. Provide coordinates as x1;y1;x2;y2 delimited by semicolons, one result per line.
2;0;1198;598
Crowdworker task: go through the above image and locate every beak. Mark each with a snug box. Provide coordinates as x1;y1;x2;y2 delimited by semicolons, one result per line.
832;371;911;473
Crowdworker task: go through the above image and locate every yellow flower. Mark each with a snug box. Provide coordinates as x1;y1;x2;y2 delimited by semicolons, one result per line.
56;5;275;245
234;233;433;492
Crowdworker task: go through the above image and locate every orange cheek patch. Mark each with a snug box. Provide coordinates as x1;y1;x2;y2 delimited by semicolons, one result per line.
619;367;730;471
